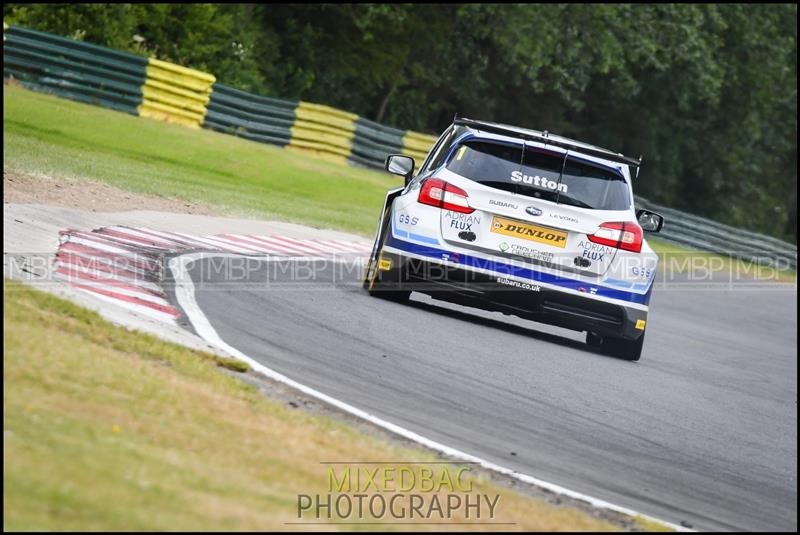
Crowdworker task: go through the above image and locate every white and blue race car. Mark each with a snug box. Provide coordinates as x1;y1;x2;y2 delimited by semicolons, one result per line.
364;118;664;361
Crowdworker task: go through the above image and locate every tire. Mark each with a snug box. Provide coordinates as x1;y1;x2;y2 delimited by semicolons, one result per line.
363;207;411;303
362;239;380;290
362;203;390;290
586;331;644;361
365;256;411;302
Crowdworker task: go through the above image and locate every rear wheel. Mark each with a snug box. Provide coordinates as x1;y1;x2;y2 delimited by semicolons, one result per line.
364;254;411;302
363;208;411;303
586;331;644;361
362;237;380;291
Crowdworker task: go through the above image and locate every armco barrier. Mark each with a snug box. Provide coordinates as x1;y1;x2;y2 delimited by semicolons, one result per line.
3;25;147;115
402;130;438;162
4;24;796;268
202;82;434;168
138;58;215;128
202;83;296;146
634;195;797;269
350;117;406;168
3;24;215;128
288;101;358;164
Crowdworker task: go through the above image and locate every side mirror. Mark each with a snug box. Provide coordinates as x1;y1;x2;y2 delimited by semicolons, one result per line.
385;154;415;185
637;209;664;233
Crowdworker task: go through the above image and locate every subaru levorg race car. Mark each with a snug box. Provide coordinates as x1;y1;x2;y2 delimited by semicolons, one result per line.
363;118;664;361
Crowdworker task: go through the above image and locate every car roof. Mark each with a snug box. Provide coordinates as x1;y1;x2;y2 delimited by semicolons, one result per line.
453;117;641;168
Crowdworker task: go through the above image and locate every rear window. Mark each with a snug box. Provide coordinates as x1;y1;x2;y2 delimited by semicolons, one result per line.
445;140;631;210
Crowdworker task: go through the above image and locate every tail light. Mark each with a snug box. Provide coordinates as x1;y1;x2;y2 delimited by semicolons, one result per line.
418;178;474;214
588;222;643;253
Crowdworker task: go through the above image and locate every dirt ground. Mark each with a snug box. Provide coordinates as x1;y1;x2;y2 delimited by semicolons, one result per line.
3;171;218;215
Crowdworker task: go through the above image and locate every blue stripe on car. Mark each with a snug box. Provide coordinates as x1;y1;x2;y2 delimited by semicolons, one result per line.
393;226;441;245
604;278;633;289
385;233;652;306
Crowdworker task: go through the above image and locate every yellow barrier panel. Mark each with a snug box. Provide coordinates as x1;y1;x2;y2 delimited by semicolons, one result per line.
288;102;357;164
138;58;215;129
402;130;438;163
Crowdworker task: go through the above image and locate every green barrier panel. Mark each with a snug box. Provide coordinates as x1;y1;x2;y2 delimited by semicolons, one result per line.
349;117;405;169
209;83;298;112
7;76;143;115
402;130;438;163
4;36;146;83
3;25;146;115
6;26;148;67
202;83;296;147
4;50;144;97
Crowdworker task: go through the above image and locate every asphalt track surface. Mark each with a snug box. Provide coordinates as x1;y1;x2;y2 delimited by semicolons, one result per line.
183;255;797;531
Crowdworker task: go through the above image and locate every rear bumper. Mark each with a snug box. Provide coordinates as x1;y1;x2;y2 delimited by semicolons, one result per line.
375;247;648;340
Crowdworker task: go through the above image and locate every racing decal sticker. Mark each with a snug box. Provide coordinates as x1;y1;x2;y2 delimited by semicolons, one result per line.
549;213;579;224
444;211;481;231
499;241;554;263
489;200;518;210
397;212;419;226
630;266;654;280
491;216;567;248
577;240;614;262
511;170;568;193
496;276;541;292
525;206;543;217
392;219;440;245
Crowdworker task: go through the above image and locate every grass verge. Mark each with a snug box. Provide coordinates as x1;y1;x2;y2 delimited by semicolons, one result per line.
3;85;401;236
4;278;642;531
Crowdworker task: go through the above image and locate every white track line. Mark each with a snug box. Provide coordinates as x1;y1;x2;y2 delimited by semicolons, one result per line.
169;252;689;532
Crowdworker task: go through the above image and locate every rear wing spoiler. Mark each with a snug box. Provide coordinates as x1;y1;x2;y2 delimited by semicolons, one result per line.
453;116;642;169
